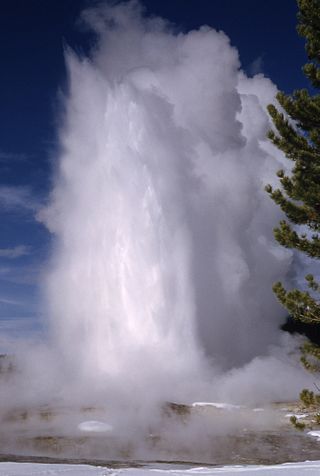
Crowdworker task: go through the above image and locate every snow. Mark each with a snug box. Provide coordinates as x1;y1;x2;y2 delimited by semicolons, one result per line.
192;402;243;410
2;461;320;475
285;413;308;419
0;463;106;475
307;430;320;440
78;420;113;433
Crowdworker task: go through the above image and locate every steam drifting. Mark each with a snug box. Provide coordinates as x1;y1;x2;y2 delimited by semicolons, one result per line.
33;1;311;413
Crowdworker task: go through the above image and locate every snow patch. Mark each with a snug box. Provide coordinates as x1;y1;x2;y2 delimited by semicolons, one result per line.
2;461;320;475
285;413;308;419
308;430;320;441
192;402;243;410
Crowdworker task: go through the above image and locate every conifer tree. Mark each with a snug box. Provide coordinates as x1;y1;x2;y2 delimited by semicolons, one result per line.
266;0;320;375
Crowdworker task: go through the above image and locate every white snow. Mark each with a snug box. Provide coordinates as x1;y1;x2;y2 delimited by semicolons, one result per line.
3;461;320;475
285;413;308;419
78;420;113;432
308;430;320;440
192;402;243;410
0;463;106;475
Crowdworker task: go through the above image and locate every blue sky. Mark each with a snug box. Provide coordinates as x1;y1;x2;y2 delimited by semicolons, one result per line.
0;0;307;342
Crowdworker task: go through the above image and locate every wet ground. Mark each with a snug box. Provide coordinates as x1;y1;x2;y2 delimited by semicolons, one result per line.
0;402;320;467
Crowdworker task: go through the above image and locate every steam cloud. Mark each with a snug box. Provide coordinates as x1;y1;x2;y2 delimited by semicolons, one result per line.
8;1;313;418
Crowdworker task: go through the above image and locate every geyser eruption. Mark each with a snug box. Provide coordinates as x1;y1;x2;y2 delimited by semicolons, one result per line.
39;1;309;408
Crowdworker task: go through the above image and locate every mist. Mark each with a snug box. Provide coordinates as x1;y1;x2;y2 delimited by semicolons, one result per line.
0;1;314;456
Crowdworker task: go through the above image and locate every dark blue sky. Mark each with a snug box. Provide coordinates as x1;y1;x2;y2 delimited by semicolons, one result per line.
0;0;307;342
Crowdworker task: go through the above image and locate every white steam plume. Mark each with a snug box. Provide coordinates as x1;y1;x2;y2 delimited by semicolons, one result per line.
35;1;311;409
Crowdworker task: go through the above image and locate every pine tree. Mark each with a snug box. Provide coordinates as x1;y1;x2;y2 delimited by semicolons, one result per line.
266;0;320;377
